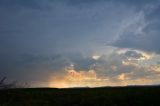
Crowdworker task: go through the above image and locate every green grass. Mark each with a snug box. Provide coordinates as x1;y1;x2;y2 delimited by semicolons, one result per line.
0;86;160;106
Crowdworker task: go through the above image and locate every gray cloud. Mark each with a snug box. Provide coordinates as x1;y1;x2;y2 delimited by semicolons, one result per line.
122;50;143;59
112;4;160;53
91;50;160;82
1;0;160;86
0;0;139;55
1;49;160;86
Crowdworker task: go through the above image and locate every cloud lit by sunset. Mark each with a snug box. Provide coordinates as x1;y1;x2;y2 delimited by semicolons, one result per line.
1;0;160;88
48;50;160;88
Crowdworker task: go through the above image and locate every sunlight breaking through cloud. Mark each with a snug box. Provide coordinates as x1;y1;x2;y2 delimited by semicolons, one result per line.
48;48;160;88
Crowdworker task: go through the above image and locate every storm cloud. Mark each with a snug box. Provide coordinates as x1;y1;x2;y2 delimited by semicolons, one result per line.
1;0;160;87
112;3;160;53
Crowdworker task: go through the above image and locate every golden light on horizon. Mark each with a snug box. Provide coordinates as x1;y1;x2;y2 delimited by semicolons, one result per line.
48;69;155;88
48;49;160;88
48;69;99;88
118;73;125;80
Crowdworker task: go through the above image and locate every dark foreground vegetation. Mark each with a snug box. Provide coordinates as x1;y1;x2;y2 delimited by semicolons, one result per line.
0;86;160;106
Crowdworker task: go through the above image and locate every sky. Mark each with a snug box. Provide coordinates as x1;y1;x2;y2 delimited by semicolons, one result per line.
1;0;160;88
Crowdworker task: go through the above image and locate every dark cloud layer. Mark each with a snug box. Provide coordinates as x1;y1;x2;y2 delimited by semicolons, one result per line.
112;4;160;53
0;0;160;87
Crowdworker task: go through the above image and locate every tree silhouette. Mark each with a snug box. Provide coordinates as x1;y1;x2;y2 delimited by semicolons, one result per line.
0;77;6;85
0;77;30;89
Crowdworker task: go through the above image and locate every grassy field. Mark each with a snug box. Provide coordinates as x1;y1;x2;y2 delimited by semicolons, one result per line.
0;86;160;106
